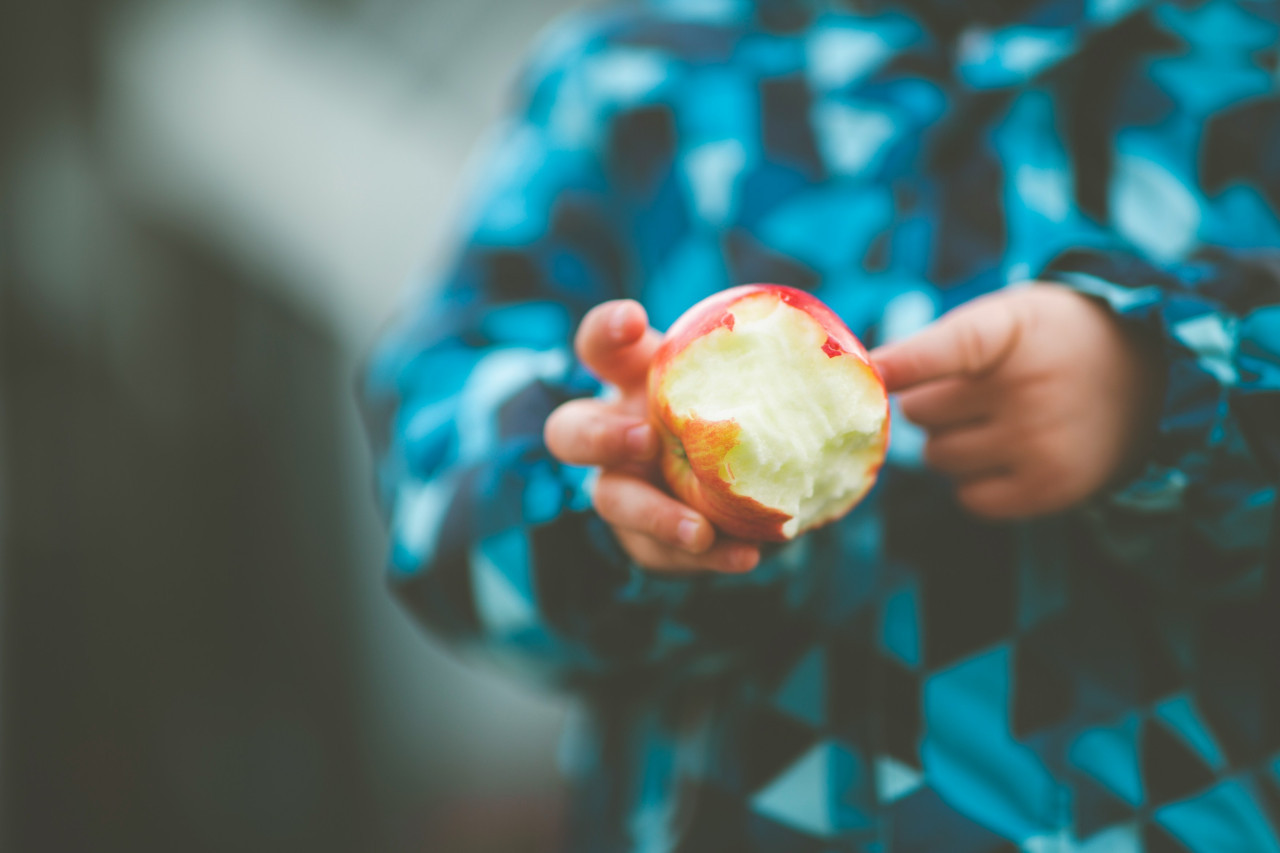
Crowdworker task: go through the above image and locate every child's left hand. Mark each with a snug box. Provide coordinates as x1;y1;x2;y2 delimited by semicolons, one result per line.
870;284;1162;520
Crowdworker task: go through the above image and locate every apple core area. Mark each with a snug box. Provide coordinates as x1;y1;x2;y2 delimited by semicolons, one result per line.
657;293;887;538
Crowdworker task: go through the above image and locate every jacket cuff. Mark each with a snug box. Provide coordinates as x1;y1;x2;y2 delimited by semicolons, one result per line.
1040;252;1232;514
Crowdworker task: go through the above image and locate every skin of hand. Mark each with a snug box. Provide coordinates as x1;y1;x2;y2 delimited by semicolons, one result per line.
870;283;1163;519
544;300;762;573
548;284;1158;571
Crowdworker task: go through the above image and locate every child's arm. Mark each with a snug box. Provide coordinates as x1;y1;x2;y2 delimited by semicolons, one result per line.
1042;249;1278;590
874;252;1279;591
874;0;1280;591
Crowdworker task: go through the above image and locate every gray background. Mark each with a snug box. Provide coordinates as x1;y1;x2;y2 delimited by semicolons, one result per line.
3;0;589;850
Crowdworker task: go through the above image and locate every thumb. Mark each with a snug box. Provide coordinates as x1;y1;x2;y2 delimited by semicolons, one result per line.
870;295;1022;393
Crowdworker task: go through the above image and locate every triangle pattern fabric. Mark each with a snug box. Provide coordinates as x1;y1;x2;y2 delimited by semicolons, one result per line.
750;740;869;838
743;810;831;853
1011;632;1075;738
879;584;921;669
775;646;826;728
921;645;1060;843
470;530;537;634
752;742;840;837
1142;718;1218;807
1154;693;1227;772
1154;779;1280;853
1259;771;1280;826
741;706;820;792
1072;772;1139;841
1142;820;1193;852
886;784;1023;853
1075;821;1141;852
875;756;923;803
1068;714;1144;807
671;780;751;853
880;655;923;770
1135;627;1183;705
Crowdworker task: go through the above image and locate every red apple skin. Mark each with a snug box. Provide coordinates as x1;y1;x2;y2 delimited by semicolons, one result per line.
655;418;795;541
648;284;889;543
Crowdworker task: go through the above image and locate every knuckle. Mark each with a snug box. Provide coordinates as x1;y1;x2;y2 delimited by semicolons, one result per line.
628;535;679;572
546;399;581;434
959;301;1019;376
584;416;608;454
707;552;736;572
617;531;656;567
957;320;992;376
712;547;753;573
590;478;620;519
898;392;926;423
651;506;683;544
958;483;1010;520
547;403;608;461
1024;429;1069;481
922;436;948;468
925;434;968;472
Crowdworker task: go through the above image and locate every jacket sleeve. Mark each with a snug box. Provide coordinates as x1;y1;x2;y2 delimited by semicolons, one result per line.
1030;0;1280;595
360;15;825;687
1040;246;1280;595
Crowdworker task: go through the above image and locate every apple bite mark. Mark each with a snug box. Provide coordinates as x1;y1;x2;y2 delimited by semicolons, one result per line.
650;287;889;542
656;416;794;541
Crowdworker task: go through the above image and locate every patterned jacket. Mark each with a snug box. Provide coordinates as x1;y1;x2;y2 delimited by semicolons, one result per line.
362;1;1280;850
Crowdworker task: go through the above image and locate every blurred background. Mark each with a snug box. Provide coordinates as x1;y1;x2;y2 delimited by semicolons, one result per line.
2;0;589;850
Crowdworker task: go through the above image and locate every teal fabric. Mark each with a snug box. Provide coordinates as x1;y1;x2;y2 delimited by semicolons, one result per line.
362;1;1280;849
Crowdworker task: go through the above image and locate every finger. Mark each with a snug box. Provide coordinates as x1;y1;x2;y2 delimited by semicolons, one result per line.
592;471;716;554
617;529;761;574
871;296;1022;392
924;425;1011;478
897;377;994;430
955;474;1030;520
544;399;659;466
575;300;663;390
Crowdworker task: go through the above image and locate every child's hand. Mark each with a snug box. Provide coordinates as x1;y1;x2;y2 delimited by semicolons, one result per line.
871;284;1161;519
544;300;761;573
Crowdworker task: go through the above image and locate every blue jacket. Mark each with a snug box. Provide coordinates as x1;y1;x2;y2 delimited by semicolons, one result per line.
363;1;1280;849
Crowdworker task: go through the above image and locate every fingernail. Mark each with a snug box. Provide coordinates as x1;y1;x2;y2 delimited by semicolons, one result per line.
625;424;655;457
677;519;701;549
609;304;631;341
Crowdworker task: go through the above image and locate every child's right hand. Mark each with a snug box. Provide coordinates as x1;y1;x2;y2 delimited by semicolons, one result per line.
544;300;761;573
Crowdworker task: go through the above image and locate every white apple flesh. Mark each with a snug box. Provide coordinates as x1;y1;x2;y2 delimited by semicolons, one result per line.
648;285;889;542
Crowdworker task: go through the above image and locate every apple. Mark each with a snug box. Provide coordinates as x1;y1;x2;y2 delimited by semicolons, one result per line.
647;284;889;542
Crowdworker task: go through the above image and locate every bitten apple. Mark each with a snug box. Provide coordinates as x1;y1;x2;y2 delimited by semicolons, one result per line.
648;285;889;542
